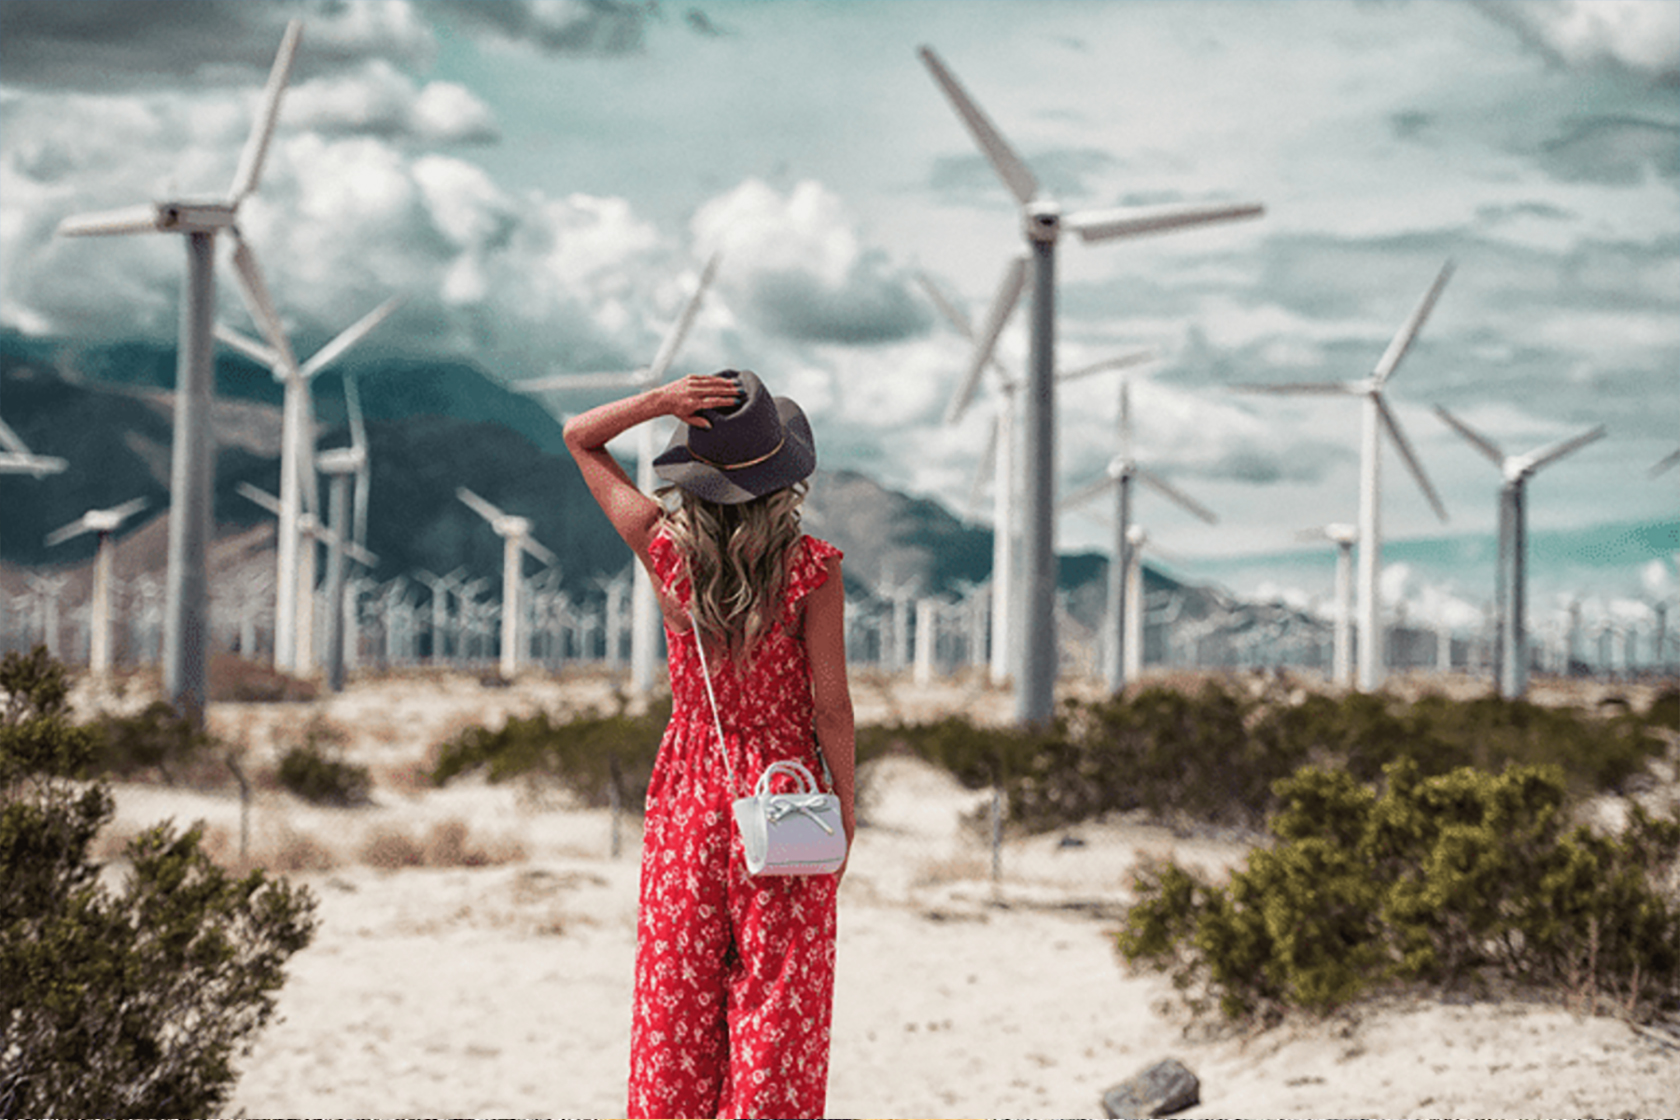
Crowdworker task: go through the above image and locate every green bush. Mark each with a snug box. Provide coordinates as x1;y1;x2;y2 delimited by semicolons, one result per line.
0;647;318;1117
88;699;212;782
987;680;1670;835
430;698;671;808
1118;760;1680;1023
276;720;370;806
1011;682;1274;831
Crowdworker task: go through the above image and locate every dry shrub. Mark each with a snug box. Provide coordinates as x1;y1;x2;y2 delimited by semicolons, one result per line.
421;818;525;867
377;757;437;796
358;826;426;870
258;826;337;873
356;818;525;870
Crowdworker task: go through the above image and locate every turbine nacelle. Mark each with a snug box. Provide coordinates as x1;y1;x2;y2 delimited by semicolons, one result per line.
495;515;533;541
316;446;365;475
1024;200;1062;243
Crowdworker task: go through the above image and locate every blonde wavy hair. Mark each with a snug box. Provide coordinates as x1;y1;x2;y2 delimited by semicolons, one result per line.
658;480;808;664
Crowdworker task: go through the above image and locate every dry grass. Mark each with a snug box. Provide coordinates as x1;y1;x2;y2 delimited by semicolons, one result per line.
358;818;526;871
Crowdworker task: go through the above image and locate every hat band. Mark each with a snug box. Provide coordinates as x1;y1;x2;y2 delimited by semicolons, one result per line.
687;435;785;472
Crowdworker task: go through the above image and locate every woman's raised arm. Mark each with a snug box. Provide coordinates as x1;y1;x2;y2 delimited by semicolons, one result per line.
561;374;741;560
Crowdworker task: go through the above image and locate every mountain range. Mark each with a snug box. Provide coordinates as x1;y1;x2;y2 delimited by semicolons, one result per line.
0;330;1130;618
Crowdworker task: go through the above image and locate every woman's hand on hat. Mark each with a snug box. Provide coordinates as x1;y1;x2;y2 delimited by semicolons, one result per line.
663;374;741;429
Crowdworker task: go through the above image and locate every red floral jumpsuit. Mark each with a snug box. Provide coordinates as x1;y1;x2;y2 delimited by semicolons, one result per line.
626;529;843;1119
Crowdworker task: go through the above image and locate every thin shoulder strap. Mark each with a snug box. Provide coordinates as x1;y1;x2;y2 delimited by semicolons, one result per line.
687;609;738;795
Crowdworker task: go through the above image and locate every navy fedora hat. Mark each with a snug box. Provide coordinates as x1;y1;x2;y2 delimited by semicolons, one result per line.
652;369;815;504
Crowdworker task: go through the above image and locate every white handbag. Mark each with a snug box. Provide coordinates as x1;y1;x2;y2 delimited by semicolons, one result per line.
691;614;847;877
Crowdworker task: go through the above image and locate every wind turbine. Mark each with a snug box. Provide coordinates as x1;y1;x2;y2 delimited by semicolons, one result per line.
1060;380;1215;691
216;297;400;675
1298;523;1358;686
1432;405;1605;698
457;487;559;681
0;417;68;478
918;263;1154;688
517;252;721;696
1;416;69;575
1234;262;1455;692
314;371;379;692
918;44;1263;726
237;478;374;675
44;498;149;678
53;19;303;725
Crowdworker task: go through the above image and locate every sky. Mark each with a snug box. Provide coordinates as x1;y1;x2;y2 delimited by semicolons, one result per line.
2;0;1677;641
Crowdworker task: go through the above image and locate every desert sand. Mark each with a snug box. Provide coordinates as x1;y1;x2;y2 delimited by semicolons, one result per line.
77;669;1679;1119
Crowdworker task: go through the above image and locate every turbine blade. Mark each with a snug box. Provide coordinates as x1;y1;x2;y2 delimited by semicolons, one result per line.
515;369;644;394
344;372;367;454
354;462;370;550
227;232;299;374
298;296;402;380
1066;200;1264;243
523;537;560;567
1058;471;1115;513
1376;396;1449;522
215;322;281;370
344;371;370;545
237;481;282;516
952;253;1028;424
229;19;303;204
313;518;378;567
1525;424;1606;475
1231;380;1360;396
44;517;94;548
55;204;163;238
1651;446;1680;478
108;496;150;524
1135;467;1218;524
0;452;68;477
967;416;999;518
1119;379;1132;457
917;45;1039;207
457;486;505;525
919;268;1017;396
915;270;975;337
1432;404;1505;466
0;417;30;455
1057;348;1156;383
647;251;722;384
1372;260;1454;385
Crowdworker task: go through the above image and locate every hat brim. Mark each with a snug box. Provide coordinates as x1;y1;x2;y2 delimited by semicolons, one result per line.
652;397;815;504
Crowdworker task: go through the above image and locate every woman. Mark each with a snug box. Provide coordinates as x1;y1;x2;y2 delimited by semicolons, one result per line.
562;368;855;1119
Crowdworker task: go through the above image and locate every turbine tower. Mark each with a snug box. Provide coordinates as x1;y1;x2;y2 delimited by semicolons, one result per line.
54;20;304;725
1432;405;1605;699
457;488;559;681
1059;380;1215;691
316;371;379;692
217;297;400;675
1235;262;1454;692
1300;523;1358;686
44;498;148;677
517;252;721;695
918;44;1263;726
918;263;1154;688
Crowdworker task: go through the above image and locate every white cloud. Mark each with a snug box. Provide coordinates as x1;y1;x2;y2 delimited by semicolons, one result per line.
690;179;928;345
285;62;499;144
1481;0;1680;80
412;81;499;145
